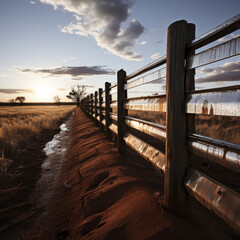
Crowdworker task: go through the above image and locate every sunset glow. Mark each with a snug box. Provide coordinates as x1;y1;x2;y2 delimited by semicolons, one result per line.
34;84;54;102
0;0;239;103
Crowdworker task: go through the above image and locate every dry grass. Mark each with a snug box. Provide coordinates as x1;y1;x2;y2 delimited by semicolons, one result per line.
0;105;75;170
127;110;239;145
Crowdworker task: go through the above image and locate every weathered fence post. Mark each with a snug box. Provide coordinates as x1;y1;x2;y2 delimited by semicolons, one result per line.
90;93;93;118
164;20;190;216
87;95;90;115
186;24;196;173
105;82;111;139
99;88;103;129
94;91;98;124
117;69;127;153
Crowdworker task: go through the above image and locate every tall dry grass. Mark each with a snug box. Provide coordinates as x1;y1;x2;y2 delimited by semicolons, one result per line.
0;105;75;171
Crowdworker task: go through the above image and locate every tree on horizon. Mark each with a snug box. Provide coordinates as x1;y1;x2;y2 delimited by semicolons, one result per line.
15;96;26;105
66;85;86;107
54;95;61;106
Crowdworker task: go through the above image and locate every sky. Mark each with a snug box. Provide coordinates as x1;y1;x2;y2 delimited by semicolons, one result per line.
0;0;239;102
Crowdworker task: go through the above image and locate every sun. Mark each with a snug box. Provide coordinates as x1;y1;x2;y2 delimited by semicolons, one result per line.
34;84;54;102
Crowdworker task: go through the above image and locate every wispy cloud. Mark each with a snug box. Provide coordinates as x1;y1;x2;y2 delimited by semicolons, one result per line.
18;66;115;79
30;1;36;4
56;88;67;91
0;73;8;77
151;52;161;60
40;0;145;61
0;89;34;94
196;61;240;83
139;41;147;45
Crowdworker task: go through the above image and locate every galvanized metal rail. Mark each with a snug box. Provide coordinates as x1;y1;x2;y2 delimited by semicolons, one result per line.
80;14;240;235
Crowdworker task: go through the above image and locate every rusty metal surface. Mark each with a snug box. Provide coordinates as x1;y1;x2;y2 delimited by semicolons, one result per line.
185;168;240;235
125;96;166;112
186;88;240;117
126;56;166;81
125;116;166;142
188;137;240;173
125;67;166;90
109;123;118;135
187;36;240;70
188;14;240;50
124;132;165;172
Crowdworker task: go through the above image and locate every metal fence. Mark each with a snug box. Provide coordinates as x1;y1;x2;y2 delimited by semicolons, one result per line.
80;14;240;234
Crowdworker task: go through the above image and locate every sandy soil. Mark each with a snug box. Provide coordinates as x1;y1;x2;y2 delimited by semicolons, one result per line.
0;108;238;240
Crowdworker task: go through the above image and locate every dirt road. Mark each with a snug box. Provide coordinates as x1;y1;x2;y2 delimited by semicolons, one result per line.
0;108;237;240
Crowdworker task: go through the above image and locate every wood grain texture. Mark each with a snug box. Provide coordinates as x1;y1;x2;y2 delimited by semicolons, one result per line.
164;20;189;216
105;82;111;139
99;88;103;129
94;91;98;125
90;94;93;118
117;69;127;153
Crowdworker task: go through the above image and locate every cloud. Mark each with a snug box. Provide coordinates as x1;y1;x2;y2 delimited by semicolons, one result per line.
0;89;34;94
40;0;145;61
70;77;84;81
80;85;94;88
139;41;147;45
151;52;161;60
30;1;36;4
0;73;8;77
196;60;240;83
57;88;67;91
19;66;115;78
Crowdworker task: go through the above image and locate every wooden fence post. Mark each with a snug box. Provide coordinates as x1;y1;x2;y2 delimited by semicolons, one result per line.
94;91;98;124
164;20;189;216
105;82;111;139
87;95;90;115
99;88;103;129
117;69;127;153
90;93;93;118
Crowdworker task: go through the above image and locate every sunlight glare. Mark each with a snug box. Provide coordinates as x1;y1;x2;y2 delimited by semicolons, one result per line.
34;84;54;102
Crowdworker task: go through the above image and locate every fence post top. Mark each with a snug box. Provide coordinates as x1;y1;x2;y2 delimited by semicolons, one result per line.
105;82;111;87
168;19;187;29
117;69;126;74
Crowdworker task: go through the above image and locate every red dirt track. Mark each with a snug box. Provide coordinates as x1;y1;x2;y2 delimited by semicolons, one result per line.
1;108;237;239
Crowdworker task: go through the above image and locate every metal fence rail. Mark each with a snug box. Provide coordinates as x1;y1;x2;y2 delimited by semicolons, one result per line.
80;14;240;235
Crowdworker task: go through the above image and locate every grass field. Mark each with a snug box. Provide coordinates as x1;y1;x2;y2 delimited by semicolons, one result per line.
128;109;240;145
0;105;75;172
